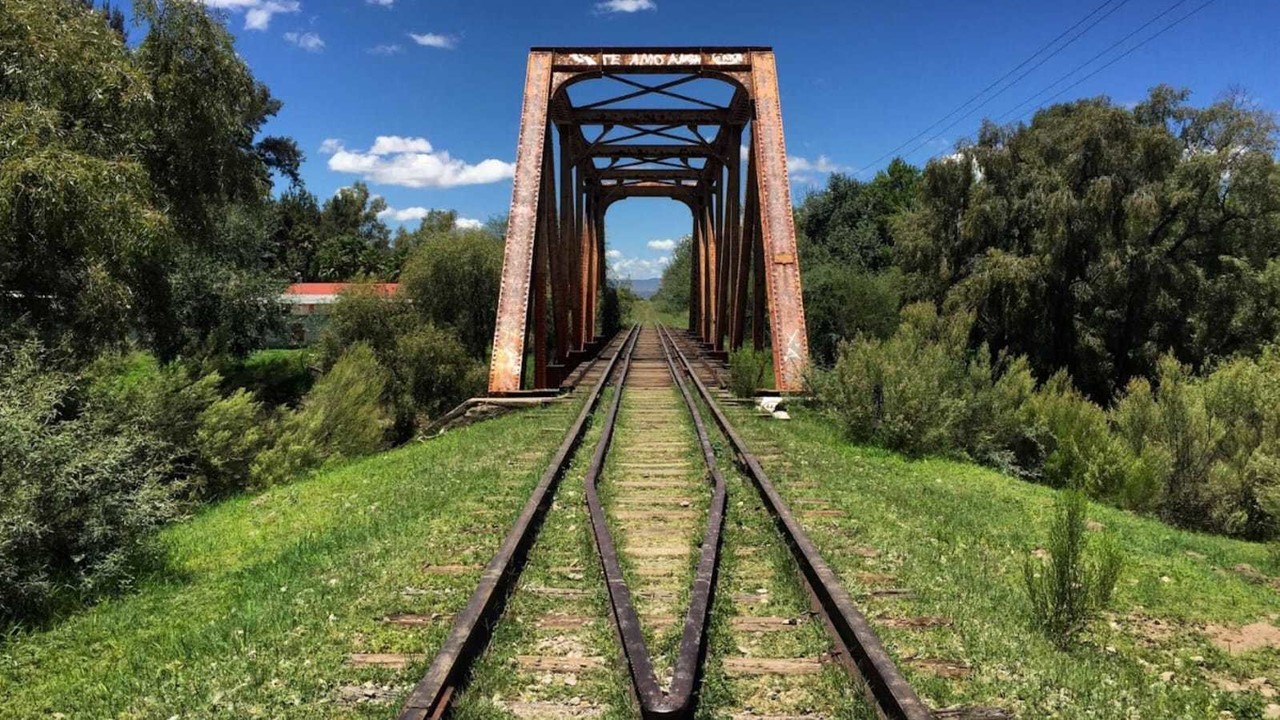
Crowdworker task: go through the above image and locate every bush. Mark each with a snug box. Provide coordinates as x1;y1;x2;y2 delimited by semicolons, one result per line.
1024;489;1123;648
0;342;179;624
220;348;315;407
398;229;503;359
393;324;485;424
252;343;388;486
819;303;974;456
728;347;770;398
194;389;267;498
321;285;483;437
1027;372;1122;494
803;265;902;366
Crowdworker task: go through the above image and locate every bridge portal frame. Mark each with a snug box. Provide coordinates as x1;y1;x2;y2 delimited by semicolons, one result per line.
488;47;810;393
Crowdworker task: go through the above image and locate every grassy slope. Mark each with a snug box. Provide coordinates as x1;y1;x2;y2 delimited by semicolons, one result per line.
0;400;575;719
725;403;1280;719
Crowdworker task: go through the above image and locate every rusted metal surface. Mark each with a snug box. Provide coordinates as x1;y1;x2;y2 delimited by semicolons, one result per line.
581;326;728;718
488;52;554;394
749;52;811;391
659;325;934;720
489;46;810;393
398;326;638;720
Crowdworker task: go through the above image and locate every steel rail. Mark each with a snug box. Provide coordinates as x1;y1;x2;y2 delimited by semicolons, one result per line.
582;326;728;718
657;324;935;720
398;325;641;720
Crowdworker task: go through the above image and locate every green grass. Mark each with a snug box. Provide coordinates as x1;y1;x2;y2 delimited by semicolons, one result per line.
0;399;577;719
721;402;1280;719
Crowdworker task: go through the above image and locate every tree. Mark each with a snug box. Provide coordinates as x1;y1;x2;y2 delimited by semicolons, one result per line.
896;87;1280;401
797;158;920;270
653;236;693;315
0;0;171;354
312;182;391;281
399;228;504;359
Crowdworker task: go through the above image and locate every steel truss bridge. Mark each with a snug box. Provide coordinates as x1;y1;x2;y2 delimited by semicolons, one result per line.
488;47;811;394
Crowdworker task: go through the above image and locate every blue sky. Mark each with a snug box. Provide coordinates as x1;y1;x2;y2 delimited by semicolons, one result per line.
135;0;1278;277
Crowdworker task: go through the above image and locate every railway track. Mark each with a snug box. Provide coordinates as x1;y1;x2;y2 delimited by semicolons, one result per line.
398;324;931;719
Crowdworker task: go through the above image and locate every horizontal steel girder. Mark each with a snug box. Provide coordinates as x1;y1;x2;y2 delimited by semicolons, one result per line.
587;143;718;159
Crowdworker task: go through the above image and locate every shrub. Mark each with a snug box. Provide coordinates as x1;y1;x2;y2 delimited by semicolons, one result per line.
1027;372;1122;494
194;389;267;497
320;287;482;438
728;347;770;398
399;229;503;359
393;324;484;426
0;341;179;624
1024;489;1123;648
221;348;315;407
821;303;973;456
803;265;902;366
252;343;388;486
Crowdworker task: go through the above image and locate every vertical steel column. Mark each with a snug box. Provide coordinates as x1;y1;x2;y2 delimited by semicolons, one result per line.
749;50;810;391
559;132;579;358
541;126;568;373
577;182;592;350
688;207;701;333
489;51;554;393
731;134;754;350
531;205;549;389
699;196;717;343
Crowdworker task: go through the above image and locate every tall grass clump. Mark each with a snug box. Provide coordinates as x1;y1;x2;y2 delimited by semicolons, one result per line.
1024;489;1123;648
728;347;770;398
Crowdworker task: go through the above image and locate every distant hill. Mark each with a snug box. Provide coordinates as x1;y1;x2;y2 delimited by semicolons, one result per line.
618;277;661;298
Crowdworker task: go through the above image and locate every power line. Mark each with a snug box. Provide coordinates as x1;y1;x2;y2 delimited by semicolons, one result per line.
920;0;1218;165
897;0;1197;165
855;0;1131;176
995;0;1196;122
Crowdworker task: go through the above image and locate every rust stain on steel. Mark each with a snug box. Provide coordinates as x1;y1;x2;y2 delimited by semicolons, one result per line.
662;326;933;720
398;327;638;720
749;51;811;391
488;51;555;394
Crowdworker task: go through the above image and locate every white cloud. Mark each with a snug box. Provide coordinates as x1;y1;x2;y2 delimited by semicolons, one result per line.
787;154;846;175
319;138;343;154
378;207;486;230
368;43;403;55
326;137;515;188
368;136;433;155
409;32;457;49
595;0;656;12
283;31;324;52
202;0;299;30
609;252;670;279
646;238;676;252
367;0;394;5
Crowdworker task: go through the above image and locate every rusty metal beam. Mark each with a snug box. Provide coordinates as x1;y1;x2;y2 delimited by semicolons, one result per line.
559;108;735;125
749;50;810;391
489;52;555;394
544;48;757;72
588;143;717;159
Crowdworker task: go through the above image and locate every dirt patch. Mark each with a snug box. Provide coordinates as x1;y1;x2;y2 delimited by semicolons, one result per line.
1208;674;1277;698
1125;614;1178;646
1205;621;1280;655
336;682;402;705
905;656;973;679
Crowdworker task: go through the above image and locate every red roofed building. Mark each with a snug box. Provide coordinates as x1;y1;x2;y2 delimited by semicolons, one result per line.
280;283;399;345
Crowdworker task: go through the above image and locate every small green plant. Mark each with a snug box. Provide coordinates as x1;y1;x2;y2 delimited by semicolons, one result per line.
728;347;770;398
1024;489;1123;648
